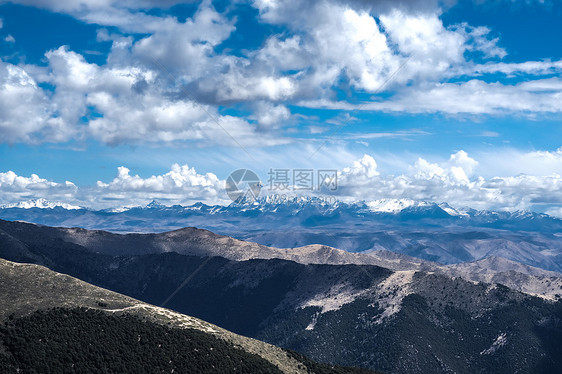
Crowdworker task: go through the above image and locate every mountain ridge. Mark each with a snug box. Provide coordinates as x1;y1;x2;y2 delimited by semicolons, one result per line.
1;218;560;300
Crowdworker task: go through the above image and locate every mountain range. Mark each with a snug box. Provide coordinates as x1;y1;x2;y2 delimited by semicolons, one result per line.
1;218;561;373
1;198;562;272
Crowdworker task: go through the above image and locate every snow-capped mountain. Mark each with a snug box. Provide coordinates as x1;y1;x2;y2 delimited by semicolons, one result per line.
0;196;554;223
0;198;83;210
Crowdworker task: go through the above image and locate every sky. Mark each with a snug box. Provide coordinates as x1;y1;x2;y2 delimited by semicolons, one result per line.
0;0;562;214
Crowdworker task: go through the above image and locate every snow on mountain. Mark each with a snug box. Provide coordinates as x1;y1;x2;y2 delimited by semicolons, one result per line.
2;196;557;223
366;198;432;213
371;269;416;324
144;200;166;209
0;198;82;210
438;202;469;216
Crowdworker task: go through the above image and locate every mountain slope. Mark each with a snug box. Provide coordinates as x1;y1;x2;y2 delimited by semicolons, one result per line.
442;257;562;300
1;308;285;374
1;222;561;373
0;258;376;374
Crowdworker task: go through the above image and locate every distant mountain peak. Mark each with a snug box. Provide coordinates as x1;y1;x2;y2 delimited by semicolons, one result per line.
145;200;166;209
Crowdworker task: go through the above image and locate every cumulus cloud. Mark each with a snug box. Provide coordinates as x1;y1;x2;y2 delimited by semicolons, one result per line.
335;151;562;212
0;2;290;147
1;44;287;147
0;61;73;144
0;164;228;209
247;1;562;116
0;170;77;204
92;164;227;207
251;102;292;131
341;154;380;182
131;2;235;71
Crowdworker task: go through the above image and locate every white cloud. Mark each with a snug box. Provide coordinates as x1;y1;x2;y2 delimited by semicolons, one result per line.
0;170;77;204
131;2;235;71
0;60;74;144
335;151;562;211
379;10;466;76
4;34;15;43
341;154;380;181
1;149;562;213
85;82;280;146
461;24;506;59
545;206;562;218
447;150;478;176
248;1;561;116
91;164;227;207
252;3;399;94
3;0;187;16
0;164;228;209
1;44;288;147
303;78;562;114
1;0;562;147
251;102;292;130
469;60;562;76
476;147;562;177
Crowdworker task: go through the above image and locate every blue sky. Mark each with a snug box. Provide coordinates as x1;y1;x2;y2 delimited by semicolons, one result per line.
0;0;562;213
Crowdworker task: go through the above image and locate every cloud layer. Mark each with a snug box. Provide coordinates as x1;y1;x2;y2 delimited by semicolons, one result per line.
2;150;561;214
337;150;562;212
0;0;561;146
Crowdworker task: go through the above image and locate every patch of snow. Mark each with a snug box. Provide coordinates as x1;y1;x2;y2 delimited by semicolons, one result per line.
438;203;469;217
480;333;507;355
366;199;428;213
